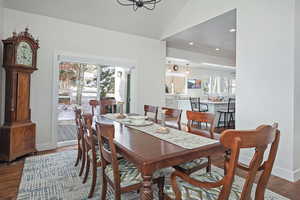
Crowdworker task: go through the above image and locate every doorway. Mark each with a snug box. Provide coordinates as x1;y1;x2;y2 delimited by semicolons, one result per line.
56;61;132;146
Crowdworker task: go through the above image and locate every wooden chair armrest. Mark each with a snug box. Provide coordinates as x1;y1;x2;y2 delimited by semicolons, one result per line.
170;170;224;200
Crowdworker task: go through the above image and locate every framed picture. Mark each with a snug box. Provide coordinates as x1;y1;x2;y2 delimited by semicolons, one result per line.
188;79;202;89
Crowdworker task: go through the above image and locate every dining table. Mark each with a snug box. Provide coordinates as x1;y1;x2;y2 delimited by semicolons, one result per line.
93;113;226;200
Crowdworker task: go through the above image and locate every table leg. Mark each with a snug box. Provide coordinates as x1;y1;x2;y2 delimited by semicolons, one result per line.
140;175;153;200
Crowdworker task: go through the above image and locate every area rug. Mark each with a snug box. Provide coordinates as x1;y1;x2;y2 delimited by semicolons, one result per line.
17;150;290;200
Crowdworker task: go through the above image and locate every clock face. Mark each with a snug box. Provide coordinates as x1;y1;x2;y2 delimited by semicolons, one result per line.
16;41;33;66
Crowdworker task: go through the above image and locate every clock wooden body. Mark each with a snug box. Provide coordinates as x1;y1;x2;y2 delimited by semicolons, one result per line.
0;28;39;162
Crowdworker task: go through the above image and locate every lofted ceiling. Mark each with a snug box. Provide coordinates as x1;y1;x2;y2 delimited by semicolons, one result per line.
4;0;189;39
166;9;236;60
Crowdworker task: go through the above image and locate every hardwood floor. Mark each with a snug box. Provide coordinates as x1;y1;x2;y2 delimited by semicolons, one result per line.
0;145;298;200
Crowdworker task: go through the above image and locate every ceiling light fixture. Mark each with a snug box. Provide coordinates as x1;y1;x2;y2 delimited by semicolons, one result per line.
117;0;162;11
189;42;194;46
215;48;220;51
229;28;236;33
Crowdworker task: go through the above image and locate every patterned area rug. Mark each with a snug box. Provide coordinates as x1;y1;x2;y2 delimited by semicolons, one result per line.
17;150;289;200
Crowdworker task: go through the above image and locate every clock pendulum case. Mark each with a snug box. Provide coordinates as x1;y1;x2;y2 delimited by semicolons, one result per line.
0;28;39;161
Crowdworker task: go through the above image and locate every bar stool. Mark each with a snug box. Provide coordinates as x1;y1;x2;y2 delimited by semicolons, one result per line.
189;97;208;112
190;97;209;128
217;98;235;129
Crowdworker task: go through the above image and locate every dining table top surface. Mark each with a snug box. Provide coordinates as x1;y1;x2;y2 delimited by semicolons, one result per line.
94;115;223;167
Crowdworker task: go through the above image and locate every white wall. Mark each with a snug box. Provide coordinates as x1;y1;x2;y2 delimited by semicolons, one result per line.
3;8;166;151
163;0;297;181
294;0;300;173
167;47;235;67
0;0;4;124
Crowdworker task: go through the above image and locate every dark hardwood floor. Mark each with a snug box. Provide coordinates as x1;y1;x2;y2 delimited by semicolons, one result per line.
0;145;298;200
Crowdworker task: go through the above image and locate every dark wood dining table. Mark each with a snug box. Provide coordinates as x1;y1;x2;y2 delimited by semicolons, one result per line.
94;115;226;200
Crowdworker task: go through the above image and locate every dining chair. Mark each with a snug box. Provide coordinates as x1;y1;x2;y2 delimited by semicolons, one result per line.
173;111;215;175
100;98;117;114
217;98;235;129
74;107;86;177
89;100;99;116
82;113;101;198
162;107;182;130
144;105;159;123
95;122;165;200
165;123;280;200
190;97;208;112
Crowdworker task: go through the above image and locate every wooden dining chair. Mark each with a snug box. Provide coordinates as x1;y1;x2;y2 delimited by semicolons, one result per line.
173;111;216;175
89;100;99;116
74;107;87;177
100;98;117;114
82;113;101;198
95;122;165;200
144;105;159;123
165;123;280;200
162;107;182;130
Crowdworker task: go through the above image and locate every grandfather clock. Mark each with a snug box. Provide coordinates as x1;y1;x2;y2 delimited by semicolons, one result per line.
0;28;39;161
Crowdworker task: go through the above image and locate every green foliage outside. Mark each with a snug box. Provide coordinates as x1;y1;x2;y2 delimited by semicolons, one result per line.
100;67;115;99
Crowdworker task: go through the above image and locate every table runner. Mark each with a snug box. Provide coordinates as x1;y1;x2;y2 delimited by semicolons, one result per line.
101;113;218;149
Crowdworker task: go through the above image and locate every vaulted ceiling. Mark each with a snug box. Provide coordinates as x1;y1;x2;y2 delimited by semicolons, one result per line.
4;0;189;39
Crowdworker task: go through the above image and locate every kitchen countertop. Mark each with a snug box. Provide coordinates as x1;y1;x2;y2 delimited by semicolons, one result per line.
176;99;228;104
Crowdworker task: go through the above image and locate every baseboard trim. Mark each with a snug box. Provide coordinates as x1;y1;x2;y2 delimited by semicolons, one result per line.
293;168;300;182
239;155;299;182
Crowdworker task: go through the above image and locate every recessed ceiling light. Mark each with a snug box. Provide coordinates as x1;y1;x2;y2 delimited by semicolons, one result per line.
189;42;194;46
215;48;220;51
229;28;236;33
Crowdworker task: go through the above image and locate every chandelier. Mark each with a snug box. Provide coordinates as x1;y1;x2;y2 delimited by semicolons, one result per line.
117;0;162;11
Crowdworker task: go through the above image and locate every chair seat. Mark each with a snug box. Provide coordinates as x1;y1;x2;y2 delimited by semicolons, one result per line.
176;157;209;171
105;159;165;188
165;171;241;200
